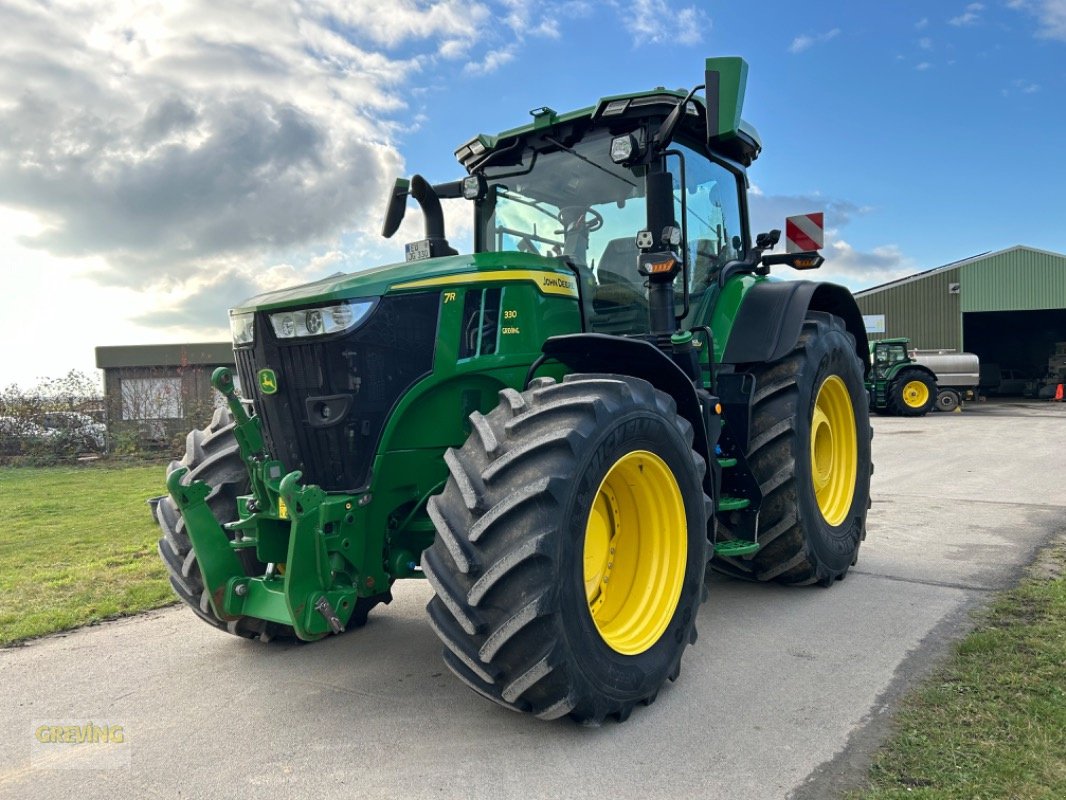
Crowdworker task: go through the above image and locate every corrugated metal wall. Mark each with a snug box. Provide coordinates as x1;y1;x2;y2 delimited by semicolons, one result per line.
962;249;1066;312
854;247;1066;351
855;267;963;350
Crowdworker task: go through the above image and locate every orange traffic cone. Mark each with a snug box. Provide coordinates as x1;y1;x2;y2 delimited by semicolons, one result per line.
1055;384;1064;402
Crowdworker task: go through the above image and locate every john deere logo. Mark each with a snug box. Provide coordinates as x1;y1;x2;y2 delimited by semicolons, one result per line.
258;368;279;395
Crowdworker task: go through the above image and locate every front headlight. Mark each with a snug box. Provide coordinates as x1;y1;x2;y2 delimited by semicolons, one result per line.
229;311;255;346
269;300;375;340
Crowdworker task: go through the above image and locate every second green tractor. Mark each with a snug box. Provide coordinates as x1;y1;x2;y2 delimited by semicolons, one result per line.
867;338;939;416
157;56;873;724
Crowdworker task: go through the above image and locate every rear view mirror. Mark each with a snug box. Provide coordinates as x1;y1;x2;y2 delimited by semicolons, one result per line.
755;229;781;250
381;178;411;239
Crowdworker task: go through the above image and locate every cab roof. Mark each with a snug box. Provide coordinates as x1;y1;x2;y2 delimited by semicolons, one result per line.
454;87;762;171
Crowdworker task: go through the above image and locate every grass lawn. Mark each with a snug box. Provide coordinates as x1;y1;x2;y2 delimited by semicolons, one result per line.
854;541;1066;799
0;464;175;645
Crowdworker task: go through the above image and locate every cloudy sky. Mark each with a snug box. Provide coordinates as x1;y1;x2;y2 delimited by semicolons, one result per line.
1;0;1064;385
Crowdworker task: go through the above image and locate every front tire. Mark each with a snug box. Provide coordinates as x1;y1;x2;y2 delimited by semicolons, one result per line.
422;374;710;723
715;312;872;585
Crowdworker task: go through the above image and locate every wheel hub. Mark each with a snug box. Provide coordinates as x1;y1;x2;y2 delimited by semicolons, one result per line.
811;406;834;491
582;450;687;656
902;380;929;408
810;376;858;526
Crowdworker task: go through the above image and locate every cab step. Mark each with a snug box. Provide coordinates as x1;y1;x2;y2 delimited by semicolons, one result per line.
717;495;750;512
714;540;761;557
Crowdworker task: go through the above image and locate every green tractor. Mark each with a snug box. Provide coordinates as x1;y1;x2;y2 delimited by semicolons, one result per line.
867;338;938;416
157;56;872;724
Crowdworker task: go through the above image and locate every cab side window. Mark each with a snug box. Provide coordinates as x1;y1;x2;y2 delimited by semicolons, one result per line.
675;146;746;292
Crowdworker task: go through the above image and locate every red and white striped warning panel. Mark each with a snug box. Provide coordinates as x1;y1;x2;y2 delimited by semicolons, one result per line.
785;212;824;253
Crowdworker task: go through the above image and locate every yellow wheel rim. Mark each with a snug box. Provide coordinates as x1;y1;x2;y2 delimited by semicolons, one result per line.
902;380;930;408
810;376;858;527
583;450;687;656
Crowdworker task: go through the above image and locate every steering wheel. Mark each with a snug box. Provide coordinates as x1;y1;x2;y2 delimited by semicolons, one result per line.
556;206;604;235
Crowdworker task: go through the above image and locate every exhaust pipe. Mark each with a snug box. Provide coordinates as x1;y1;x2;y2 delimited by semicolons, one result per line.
380;174;457;259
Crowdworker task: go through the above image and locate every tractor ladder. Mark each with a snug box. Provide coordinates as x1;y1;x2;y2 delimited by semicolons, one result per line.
711;373;762;557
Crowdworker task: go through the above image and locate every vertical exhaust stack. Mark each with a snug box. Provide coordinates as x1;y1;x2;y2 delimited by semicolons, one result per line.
381;174;457;260
408;175;448;243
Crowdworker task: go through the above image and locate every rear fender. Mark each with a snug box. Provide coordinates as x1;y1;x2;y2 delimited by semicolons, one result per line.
893;364;938;383
721;280;870;375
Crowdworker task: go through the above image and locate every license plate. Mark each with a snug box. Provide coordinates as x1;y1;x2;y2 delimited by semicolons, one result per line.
405;239;431;262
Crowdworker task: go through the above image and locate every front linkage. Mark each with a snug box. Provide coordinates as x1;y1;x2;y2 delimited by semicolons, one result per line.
166;367;365;640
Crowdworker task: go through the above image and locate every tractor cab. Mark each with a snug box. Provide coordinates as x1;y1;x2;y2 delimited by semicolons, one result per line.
467;114;748;337
871;338;914;377
384;58;823;347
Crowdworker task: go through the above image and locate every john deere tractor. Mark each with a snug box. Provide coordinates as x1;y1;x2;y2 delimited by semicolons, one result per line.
867;338;938;416
157;57;872;724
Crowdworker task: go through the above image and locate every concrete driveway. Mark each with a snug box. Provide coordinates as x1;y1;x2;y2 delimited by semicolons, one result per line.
2;400;1064;799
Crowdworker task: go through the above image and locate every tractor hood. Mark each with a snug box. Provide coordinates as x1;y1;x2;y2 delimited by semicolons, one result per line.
230;251;578;314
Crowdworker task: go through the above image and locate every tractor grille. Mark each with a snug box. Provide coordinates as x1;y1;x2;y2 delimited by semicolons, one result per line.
235;293;440;492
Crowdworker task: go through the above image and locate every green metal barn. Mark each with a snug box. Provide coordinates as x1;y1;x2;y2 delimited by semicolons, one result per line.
854;245;1066;392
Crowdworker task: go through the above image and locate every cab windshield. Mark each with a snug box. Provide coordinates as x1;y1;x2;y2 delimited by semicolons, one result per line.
476;128;746;333
873;343;910;376
478;130;645;267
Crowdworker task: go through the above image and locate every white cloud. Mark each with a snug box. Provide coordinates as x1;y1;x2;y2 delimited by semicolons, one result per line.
438;39;471;59
463;45;518;76
0;207;138;385
499;0;563;38
532;18;562;38
916;17;929;29
918;36;933;50
675;7;709;45
622;0;712;46
949;2;984;26
0;2;423;281
315;0;491;48
0;0;569;383
1004;78;1042;95
820;238;916;288
1007;0;1066;41
747;191;913;289
749;192;866;235
915;61;932;71
789;28;841;54
457;1;585;74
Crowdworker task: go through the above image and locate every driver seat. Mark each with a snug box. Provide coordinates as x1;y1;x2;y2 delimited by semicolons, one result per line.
591;237;647;322
595;237;641;289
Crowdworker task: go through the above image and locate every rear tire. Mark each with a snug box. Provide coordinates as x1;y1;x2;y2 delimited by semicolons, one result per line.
422;374;710;723
714;312;872;586
155;408;386;641
889;369;936;416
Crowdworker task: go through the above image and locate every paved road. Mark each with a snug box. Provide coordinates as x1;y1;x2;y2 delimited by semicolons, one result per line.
3;401;1065;799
